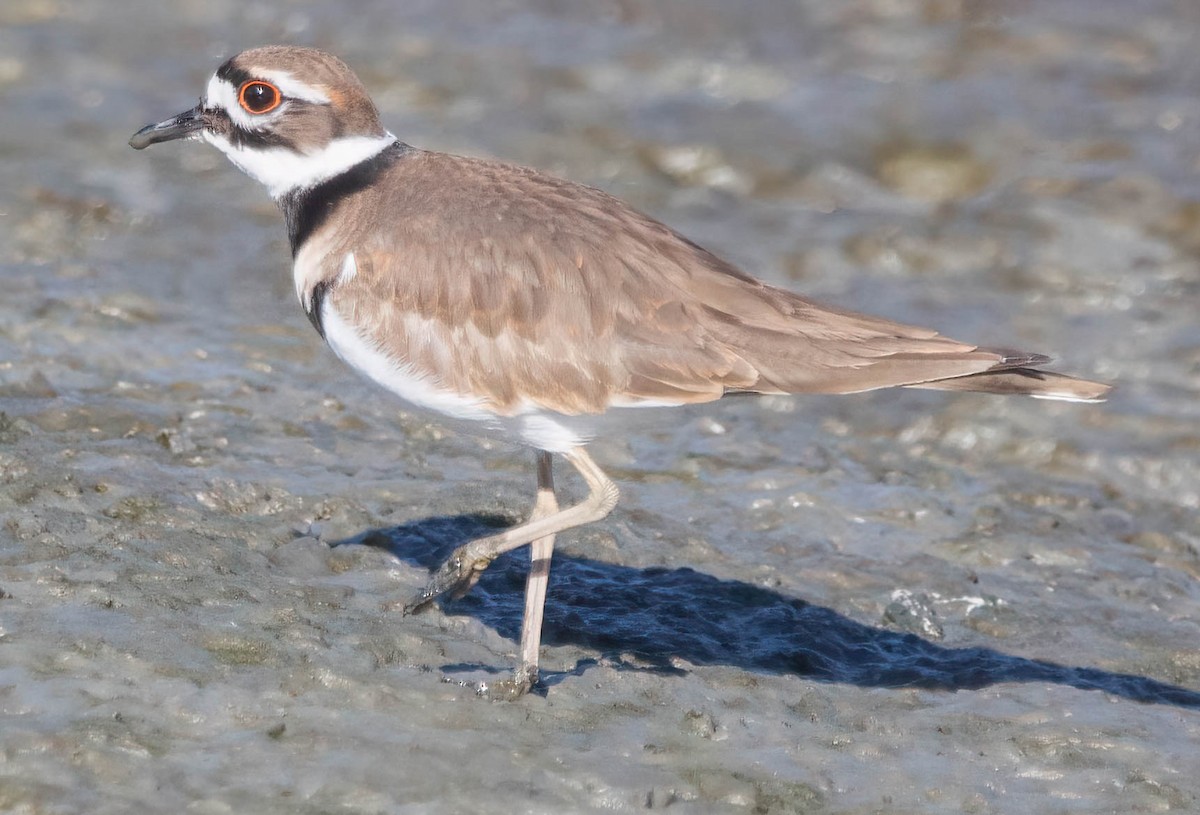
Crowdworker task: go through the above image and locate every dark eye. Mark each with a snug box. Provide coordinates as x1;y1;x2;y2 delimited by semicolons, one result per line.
238;81;281;114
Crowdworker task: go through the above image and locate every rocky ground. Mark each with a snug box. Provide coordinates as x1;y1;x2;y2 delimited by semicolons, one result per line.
1;1;1198;812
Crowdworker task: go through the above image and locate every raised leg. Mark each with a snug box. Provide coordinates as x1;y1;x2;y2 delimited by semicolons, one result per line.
403;446;619;695
403;446;618;614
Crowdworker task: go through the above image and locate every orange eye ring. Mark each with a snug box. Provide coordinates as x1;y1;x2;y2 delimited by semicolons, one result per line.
238;80;281;114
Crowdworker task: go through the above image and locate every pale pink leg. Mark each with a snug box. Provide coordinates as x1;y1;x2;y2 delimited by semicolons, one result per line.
506;451;558;694
405;447;618;699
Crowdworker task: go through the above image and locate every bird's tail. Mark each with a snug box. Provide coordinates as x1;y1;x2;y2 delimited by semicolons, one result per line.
904;350;1111;403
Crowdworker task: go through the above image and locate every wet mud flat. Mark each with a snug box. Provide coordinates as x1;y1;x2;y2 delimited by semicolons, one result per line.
2;0;1200;812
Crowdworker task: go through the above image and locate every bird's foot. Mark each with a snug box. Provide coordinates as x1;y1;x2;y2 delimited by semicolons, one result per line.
402;549;492;615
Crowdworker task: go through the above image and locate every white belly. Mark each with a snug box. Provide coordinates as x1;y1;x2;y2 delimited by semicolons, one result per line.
318;297;595;453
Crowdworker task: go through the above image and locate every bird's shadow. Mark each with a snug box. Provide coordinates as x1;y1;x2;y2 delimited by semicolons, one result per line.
338;514;1200;709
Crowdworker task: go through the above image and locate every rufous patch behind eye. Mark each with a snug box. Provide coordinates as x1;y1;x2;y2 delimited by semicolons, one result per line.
238;80;281;114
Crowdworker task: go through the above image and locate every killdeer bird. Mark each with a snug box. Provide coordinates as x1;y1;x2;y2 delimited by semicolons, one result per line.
131;45;1111;698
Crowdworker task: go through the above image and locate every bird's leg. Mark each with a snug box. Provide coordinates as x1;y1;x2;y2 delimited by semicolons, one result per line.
403;446;618;617
488;451;558;699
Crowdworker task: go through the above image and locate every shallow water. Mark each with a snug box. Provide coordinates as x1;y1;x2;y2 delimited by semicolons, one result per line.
2;0;1199;812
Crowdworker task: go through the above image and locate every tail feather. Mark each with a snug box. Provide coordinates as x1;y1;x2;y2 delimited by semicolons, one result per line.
975;347;1051;368
906;367;1112;403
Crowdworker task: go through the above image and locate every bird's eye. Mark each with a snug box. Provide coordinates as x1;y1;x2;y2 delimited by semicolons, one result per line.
238;81;281;114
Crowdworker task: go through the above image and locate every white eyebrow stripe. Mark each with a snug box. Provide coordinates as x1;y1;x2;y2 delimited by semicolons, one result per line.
203;70;330;132
254;69;331;105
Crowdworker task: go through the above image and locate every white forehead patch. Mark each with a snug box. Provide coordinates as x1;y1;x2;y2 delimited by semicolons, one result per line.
205;74;258;131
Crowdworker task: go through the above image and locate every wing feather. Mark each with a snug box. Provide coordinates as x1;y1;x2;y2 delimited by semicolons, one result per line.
307;150;1098;415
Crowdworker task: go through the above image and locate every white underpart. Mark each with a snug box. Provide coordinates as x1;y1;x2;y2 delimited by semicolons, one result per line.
338;252;358;284
516;413;594;453
204;129;397;198
608;395;690;409
319;299;594;452
293;232;337;308
321;300;494;423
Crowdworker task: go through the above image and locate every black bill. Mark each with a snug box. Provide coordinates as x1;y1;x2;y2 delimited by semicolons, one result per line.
129;105;205;150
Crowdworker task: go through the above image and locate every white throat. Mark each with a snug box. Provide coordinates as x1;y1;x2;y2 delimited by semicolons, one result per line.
203;130;396;199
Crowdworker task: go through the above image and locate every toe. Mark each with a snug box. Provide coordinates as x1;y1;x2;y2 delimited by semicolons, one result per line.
402;554;491;614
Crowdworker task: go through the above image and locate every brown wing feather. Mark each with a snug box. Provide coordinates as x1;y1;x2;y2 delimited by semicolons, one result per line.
313;149;1105;415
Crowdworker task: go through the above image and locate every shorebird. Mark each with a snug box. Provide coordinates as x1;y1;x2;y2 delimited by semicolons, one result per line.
131;45;1110;697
